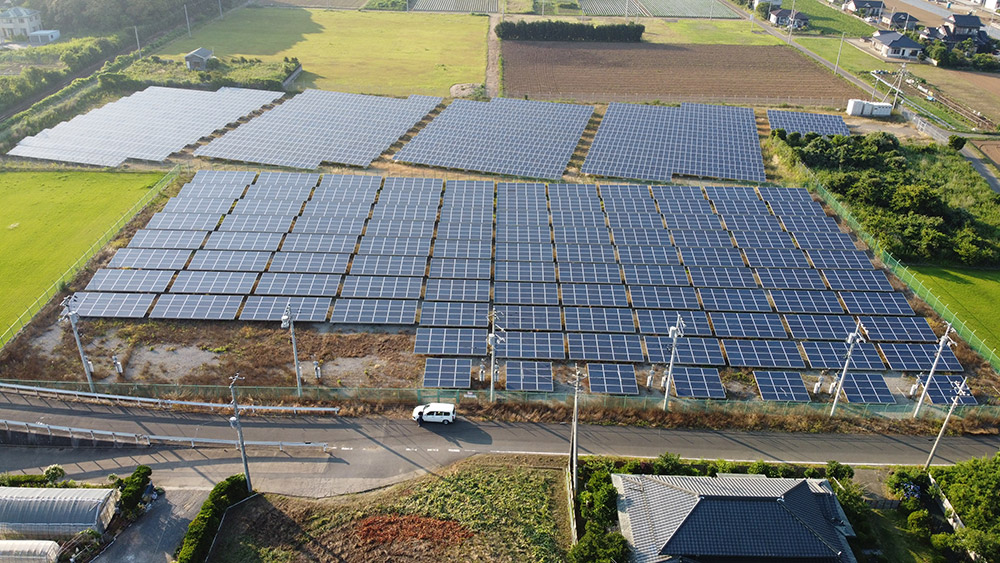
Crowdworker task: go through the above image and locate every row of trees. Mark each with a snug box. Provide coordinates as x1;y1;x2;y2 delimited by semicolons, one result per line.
494;20;644;42
773;130;1000;266
24;0;244;35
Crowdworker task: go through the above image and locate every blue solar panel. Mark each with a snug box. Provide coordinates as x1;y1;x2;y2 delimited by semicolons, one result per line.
169;270;258;294
880;343;963;371
582;102;765;183
669;230;733;248
206;231;283;252
617;246;680;266
636;309;712;336
784;314;858;340
754;371;810;402
85;269;174;293
723;340;805;369
559;262;622;284
710;312;787;339
605;213;663;230
587;363;640;395
769;290;844;314
359;236;432;257
780;215;841;233
767;109;850;137
839;291;913;316
620;264;691;285
429;258;491;280
496;225;551;243
651;185;706;200
494;282;559;305
767;200;824;216
365;220;435;239
414;328;488;355
732;230;796;249
699;288;772;312
293;216;367;235
424;278;490;302
331;299;418;324
920;375;976;406
254;273;341;297
497;209;550;226
147;212;222;231
350;255;427;277
645;337;725;365
419;302;488;327
680;247;745;267
801;341;885;370
612;228;672;246
280;234;358;254
713;200;769;215
671;367;726;399
564;307;636;333
705;186;759;200
720;214;784;232
494;305;562;331
433;239;492;259
840;373;895;404
823;269;894;292
556;244;618;263
422;358;472;389
239;296;332;322
268;252;349;274
560;283;629;307
189;250;271;272
860;316;936;342
758;186;813;201
496;331;566;359
687;267;758;289
664;214;724;231
793;232;856;251
150;294;243;320
128;229;208;250
395;98;594;180
568;333;644;362
629;286;700;309
743;248;811;269
72;292;156;318
495;261;557;283
551;210;606;226
505;361;554;392
755;268;827;290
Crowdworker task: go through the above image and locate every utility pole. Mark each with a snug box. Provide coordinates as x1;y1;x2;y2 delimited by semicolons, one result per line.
834;32;845;75
661;314;686;411
281;304;303;398
913;323;954;418
891;63;905;109
219;0;224;19
829;320;865;418
60;297;96;393
134;26;140;52
184;4;192;37
229;373;253;493
569;365;587;497
787;0;797;44
488;310;505;403
924;379;969;470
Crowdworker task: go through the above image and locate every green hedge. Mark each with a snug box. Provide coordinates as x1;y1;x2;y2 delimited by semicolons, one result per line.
495;20;644;42
0;474;50;486
176;474;252;563
119;465;152;517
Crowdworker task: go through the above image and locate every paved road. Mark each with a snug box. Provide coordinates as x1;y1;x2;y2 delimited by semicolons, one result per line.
1;393;998;497
962;144;1000;194
94;489;207;563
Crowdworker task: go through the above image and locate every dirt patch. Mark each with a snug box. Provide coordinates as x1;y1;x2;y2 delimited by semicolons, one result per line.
975;140;1000;169
354;514;473;546
449;82;479;97
501;42;864;105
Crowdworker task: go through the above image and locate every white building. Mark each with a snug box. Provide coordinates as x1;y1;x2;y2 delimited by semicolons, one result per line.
0;6;41;40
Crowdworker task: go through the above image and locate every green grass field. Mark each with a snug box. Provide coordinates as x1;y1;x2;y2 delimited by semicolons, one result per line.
642;18;784;45
787;0;876;36
796;37;891;73
157;8;488;96
0;171;163;334
911;266;1000;353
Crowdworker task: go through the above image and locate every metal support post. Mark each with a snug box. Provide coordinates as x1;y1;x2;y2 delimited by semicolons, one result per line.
62;297;95;393
924;379;969;470
914;323;954;418
281;304;302;397
229;373;253;493
830;320;864;418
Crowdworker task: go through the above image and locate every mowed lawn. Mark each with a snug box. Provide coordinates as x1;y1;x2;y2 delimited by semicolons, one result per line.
157;9;488;96
788;0;876;36
641;19;783;45
0;171;162;333
796;37;892;73
911;266;1000;354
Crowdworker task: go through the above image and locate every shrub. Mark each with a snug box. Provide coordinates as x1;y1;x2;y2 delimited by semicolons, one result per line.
44;465;66;483
176;474;251;563
119;465;152;517
494;20;644;42
652;452;684;475
579;470;617;527
907;508;933;539
825;460;854;480
0;474;50;487
567;520;630;563
947;135;967;151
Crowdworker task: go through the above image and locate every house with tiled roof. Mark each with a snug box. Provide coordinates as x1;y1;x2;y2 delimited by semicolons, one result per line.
921;13;992;50
612;473;857;563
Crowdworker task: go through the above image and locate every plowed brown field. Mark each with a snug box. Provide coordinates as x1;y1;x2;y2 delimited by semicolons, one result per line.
502;42;865;106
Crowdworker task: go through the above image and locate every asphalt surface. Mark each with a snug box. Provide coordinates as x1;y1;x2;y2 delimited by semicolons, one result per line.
1;393;999;497
94;488;207;563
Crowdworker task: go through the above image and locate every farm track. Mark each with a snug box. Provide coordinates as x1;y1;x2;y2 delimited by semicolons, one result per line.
502;42;864;104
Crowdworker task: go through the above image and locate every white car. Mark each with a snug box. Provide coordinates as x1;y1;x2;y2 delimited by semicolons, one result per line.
412;403;457;424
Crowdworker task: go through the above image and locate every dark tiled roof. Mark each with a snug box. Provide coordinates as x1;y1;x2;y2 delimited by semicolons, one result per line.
771;8;809;19
613;474;857;563
852;0;884;8
949;14;982;27
872;30;923;49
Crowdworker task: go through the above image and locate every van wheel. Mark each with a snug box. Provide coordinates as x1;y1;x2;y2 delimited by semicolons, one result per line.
442;419;450;425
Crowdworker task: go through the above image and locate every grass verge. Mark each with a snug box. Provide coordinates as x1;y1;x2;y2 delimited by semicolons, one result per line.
788;0;877;36
211;455;571;562
642;18;784;45
910;266;1000;356
155;8;488;96
0;170;163;334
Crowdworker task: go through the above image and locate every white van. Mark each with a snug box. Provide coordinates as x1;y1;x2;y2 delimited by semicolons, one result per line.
412;403;457;424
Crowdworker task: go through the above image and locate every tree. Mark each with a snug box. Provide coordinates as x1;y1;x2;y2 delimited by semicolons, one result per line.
756;2;771;20
567;521;630;563
43;464;65;484
947;135;967;151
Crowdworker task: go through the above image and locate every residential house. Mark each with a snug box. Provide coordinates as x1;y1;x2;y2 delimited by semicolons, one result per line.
612;473;858;563
881;11;917;31
0;6;41;40
846;0;885;18
920;13;991;50
871;30;924;59
770;8;810;29
184;48;214;70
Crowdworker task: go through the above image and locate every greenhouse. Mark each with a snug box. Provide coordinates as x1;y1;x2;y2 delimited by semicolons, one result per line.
0;540;59;562
0;487;119;540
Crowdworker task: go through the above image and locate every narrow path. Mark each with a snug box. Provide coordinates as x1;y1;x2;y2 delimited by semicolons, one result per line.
94;488;207;563
962;145;1000;194
486;14;501;97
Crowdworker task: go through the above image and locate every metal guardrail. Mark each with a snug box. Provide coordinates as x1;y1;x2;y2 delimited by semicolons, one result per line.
0;382;340;415
0;419;331;451
0;165;182;351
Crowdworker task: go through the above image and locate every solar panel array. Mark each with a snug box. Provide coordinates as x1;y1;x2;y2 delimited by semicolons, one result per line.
195;90;442;169
9;86;282;166
583;102;766;183
394;98;594;180
766;110;851;137
75;171;964;399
